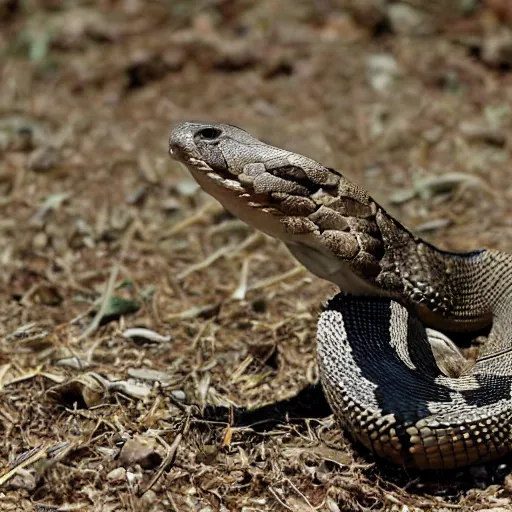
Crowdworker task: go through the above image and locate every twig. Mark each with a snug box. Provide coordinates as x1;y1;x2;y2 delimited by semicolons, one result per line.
225;231;263;259
284;477;316;511
178;244;235;280
159;201;220;240
269;487;294;511
0;363;12;391
0;444;54;487
165;492;180;512
248;266;305;291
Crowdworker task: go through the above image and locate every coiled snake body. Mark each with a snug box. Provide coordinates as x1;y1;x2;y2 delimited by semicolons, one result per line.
169;122;512;469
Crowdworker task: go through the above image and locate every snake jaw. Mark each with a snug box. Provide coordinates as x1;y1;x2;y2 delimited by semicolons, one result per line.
188;157;213;172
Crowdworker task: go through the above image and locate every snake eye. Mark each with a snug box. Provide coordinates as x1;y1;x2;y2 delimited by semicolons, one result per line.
195;127;222;141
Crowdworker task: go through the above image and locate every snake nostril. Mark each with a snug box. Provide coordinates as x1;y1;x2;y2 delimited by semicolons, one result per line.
195;127;222;141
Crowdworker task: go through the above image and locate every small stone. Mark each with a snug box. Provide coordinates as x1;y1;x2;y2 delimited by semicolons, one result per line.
366;54;400;93
481;31;512;68
171;389;186;401
176;179;199;197
107;467;127;482
127;367;172;382
126;470;143;491
387;4;430;36
139;489;158;508
122;328;171;344
160;198;182;212
119;435;163;469
326;496;342;512
56;357;92;370
32;231;48;250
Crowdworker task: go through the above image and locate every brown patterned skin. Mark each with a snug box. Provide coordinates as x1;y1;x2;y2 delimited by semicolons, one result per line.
169;122;512;469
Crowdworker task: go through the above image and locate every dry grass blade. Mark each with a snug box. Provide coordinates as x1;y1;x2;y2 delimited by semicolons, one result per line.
248;266;305;291
284;477;316;511
269;486;294;511
158;201;221;239
4;366;43;386
164;303;218;321
0;442;70;487
77;263;119;341
231;258;250;300
390;172;498;204
0;363;12;390
178;244;236;280
225;231;263;259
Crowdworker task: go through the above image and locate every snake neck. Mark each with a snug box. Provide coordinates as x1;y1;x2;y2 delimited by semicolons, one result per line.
375;209;512;336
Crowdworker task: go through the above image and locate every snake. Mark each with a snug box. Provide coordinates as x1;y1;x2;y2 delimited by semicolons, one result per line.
168;121;512;469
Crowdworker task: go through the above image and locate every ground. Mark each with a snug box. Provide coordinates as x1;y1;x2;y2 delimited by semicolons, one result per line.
2;1;512;511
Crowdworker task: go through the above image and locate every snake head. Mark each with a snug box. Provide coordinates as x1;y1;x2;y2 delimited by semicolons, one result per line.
169;122;340;186
169;122;259;176
169;122;392;293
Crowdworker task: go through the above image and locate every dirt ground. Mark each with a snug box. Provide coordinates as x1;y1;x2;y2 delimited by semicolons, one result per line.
2;1;512;510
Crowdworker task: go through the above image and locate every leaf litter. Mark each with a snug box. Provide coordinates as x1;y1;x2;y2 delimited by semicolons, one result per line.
2;1;512;511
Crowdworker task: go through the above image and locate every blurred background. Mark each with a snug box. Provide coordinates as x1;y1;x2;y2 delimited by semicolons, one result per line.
2;1;512;510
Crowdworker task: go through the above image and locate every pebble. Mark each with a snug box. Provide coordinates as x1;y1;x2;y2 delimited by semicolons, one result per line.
119;435;163;469
481;32;512;68
387;3;429;36
107;467;126;482
366;54;400;93
171;389;186;401
138;489;158;508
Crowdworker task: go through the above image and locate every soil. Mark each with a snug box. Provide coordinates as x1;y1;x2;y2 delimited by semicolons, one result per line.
2;1;512;511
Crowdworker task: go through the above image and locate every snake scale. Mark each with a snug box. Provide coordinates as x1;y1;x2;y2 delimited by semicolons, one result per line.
168;122;512;469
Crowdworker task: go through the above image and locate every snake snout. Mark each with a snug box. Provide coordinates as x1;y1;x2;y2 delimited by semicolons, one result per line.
169;122;203;162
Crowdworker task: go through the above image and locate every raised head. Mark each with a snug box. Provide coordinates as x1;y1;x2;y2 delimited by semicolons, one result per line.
169;122;391;296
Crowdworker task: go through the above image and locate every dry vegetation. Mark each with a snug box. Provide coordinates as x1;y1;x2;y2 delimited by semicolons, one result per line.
2;1;512;510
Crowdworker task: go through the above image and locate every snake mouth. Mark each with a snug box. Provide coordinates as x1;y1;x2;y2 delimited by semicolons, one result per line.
186;157;214;172
169;141;246;191
168;143;212;172
170;149;247;194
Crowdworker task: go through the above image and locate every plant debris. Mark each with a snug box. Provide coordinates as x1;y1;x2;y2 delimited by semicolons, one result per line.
2;1;512;511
